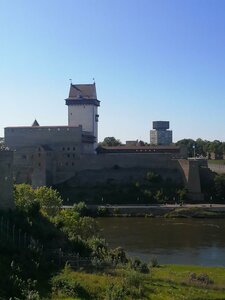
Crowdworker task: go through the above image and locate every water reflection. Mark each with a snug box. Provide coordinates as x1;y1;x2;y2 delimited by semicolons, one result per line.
98;218;225;266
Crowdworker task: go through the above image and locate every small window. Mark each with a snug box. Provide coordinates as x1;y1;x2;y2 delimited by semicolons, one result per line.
67;147;70;151
38;163;41;167
67;154;70;158
62;147;65;151
72;162;74;166
73;147;75;151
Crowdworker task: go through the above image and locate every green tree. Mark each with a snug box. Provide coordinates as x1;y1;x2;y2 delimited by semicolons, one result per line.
35;186;63;217
176;188;187;202
99;137;122;147
14;184;38;214
55;209;99;241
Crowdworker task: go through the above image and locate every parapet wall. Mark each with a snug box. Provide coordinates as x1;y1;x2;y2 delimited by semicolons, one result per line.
5;126;83;149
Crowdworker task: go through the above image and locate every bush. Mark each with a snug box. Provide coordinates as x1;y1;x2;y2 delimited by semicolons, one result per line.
189;272;214;285
128;258;150;273
73;202;89;217
52;277;90;298
97;206;109;216
110;247;128;265
150;256;159;268
105;282;126;300
125;270;143;289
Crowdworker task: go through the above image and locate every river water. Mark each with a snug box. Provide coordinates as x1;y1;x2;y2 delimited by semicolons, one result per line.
98;217;225;266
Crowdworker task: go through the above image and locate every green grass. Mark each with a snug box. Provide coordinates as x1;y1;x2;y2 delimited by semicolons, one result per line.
51;264;225;300
149;265;225;300
164;207;225;218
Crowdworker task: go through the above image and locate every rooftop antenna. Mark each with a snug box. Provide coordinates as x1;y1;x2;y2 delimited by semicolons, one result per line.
93;77;95;84
69;78;73;85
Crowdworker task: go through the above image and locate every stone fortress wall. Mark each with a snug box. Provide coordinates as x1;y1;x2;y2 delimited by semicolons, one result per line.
2;83;206;204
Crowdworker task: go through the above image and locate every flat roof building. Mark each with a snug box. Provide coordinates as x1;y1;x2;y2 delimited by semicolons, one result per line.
150;121;172;145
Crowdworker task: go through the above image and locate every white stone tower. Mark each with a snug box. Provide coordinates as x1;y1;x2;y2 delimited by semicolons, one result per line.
65;83;100;146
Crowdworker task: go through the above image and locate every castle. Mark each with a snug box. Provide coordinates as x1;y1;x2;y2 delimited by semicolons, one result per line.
1;83;204;209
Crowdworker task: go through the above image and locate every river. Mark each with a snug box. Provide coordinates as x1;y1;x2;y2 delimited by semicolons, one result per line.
98;217;225;266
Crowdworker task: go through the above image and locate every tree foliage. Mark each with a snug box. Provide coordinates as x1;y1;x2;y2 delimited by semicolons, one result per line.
14;184;62;217
99;137;122;147
176;138;225;157
14;184;39;214
35;186;63;217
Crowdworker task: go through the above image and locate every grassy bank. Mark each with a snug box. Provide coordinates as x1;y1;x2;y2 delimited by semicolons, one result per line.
51;264;225;299
94;206;225;218
164;207;225;218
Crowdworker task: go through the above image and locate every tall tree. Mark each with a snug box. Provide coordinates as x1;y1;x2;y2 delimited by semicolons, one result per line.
99;137;122;147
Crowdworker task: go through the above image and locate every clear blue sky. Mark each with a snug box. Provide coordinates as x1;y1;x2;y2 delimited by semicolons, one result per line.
1;0;225;143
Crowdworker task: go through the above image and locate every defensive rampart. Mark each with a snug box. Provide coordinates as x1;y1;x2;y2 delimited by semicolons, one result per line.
54;153;203;199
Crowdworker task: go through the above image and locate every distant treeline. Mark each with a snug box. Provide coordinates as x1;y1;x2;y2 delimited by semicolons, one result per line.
175;139;225;157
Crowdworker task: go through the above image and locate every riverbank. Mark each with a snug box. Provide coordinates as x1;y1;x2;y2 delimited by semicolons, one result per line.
51;264;225;299
84;204;225;218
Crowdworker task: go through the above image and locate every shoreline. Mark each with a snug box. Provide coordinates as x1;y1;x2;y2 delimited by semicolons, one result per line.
81;204;225;218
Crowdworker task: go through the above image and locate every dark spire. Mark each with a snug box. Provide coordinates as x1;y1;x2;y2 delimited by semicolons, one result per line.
32;119;40;127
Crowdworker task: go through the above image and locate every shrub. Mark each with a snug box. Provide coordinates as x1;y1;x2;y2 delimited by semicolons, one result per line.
128;258;150;273
105;282;126;300
73;202;89;217
97;206;109;216
189;272;214;285
52;277;90;298
110;247;128;265
150;256;159;268
125;270;143;289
